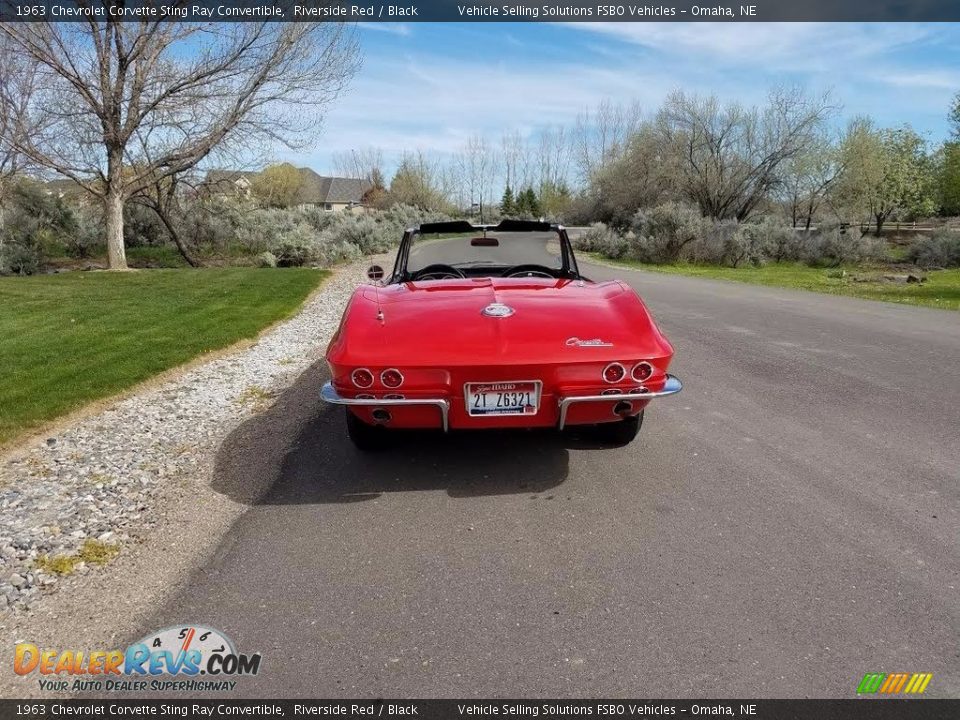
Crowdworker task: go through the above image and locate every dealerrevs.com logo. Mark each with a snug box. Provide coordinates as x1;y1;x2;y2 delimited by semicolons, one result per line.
14;625;262;693
857;672;933;695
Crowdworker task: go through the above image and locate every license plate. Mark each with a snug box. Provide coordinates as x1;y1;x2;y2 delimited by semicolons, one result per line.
466;381;540;417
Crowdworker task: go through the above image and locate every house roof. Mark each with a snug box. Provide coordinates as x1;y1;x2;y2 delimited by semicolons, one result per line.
203;167;371;205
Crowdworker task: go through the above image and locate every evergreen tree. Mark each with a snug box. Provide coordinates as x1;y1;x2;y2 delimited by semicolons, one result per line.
500;185;515;216
518;187;541;217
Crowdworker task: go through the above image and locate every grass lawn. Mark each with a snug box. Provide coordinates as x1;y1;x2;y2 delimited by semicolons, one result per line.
587;255;960;311
0;267;328;447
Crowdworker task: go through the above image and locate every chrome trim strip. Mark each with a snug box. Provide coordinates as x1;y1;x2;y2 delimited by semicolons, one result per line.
322;382;450;432
557;374;682;430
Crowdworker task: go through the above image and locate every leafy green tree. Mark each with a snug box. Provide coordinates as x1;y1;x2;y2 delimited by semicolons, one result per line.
253;164;304;208
388;152;450;212
939;142;960;216
838;121;937;234
539;181;571;219
500;185;515;216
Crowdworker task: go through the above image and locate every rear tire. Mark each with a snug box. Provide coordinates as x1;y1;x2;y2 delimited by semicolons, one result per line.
594;410;643;446
345;408;388;451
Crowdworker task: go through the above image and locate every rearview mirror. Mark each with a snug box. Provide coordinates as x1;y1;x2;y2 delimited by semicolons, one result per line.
470;237;499;247
366;264;385;283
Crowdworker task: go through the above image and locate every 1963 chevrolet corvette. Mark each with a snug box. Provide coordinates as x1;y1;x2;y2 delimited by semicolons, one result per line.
321;220;681;450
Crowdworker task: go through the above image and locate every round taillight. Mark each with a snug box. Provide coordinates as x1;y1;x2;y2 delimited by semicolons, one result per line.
351;368;374;388
632;362;654;382
628;387;650;395
381;368;404;388
383;393;405;400
602;362;626;384
601;388;622;396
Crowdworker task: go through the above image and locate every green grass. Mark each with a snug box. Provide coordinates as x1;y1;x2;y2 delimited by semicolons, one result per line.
35;539;121;575
587;255;960;311
0;267;328;446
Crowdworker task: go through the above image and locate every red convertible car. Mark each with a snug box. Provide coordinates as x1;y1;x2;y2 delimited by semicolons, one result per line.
322;220;681;450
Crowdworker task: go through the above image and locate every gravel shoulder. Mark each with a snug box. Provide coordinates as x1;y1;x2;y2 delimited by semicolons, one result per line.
0;257;380;698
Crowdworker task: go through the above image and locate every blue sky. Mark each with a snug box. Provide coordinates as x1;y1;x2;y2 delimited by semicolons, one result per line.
288;22;960;174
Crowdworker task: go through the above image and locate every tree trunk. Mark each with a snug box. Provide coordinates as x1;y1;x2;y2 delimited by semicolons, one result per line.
154;205;201;268
874;213;885;237
104;189;128;270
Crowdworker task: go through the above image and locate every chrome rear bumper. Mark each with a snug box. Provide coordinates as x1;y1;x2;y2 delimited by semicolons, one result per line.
322;374;682;434
556;374;683;430
321;382;451;432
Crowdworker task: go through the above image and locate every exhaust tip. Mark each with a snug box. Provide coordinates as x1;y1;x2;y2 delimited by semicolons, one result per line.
371;408;392;424
613;401;633;417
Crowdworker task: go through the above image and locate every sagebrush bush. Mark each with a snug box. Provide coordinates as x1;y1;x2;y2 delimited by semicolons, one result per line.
0;241;41;275
801;225;883;267
906;229;960;269
572;223;613;253
123;203;166;247
627;202;707;263
757;219;805;263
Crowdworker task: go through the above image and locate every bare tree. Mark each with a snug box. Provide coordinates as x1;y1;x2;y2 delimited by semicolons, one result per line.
656;87;836;221
536;126;571;192
332;147;385;181
0;34;42;237
456;134;493;214
130;169;202;267
572;99;643;182
782;129;845;229
588;122;672;227
0;16;359;269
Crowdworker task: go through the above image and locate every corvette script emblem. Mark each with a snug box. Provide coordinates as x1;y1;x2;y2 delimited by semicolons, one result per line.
482;303;515;317
566;337;614;347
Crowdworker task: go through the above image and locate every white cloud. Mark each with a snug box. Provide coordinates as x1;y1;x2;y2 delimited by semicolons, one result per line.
881;69;960;89
358;23;412;37
288;22;957;172
571;22;934;70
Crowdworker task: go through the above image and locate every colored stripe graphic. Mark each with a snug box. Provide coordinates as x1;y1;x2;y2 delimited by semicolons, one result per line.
857;673;886;693
857;672;932;694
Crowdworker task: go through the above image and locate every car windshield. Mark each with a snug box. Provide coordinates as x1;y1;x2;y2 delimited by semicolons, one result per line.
407;230;563;273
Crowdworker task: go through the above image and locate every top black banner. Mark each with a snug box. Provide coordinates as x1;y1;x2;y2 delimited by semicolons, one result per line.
1;0;959;23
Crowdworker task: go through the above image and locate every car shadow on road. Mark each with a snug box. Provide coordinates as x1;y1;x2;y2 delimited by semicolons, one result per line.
210;361;570;505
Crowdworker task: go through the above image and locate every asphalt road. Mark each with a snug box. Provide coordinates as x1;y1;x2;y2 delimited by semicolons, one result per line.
136;246;960;698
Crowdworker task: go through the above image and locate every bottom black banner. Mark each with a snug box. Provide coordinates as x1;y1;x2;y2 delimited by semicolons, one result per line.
0;699;957;720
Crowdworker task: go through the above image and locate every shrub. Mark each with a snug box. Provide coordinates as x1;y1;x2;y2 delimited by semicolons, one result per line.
801;225;883;267
627;202;707;263
906;229;960;269
572;222;613;252
123;203;166;247
722;223;769;268
328;214;396;254
257;251;278;268
63;206;104;259
759;220;805;263
181;198;242;254
273;223;317;267
1;241;41;275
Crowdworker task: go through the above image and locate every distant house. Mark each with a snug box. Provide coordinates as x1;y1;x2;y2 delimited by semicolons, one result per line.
202;167;371;212
42;178;95;204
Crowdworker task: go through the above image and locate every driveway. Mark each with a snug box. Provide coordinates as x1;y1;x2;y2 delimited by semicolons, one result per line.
134;257;960;698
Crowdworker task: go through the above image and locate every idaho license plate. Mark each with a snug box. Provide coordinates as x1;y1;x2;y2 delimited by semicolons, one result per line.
466;381;541;417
